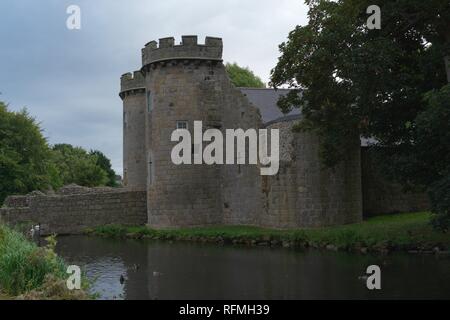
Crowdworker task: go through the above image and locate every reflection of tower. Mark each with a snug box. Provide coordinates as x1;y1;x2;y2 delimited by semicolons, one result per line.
119;71;146;190
148;267;161;301
141;36;225;228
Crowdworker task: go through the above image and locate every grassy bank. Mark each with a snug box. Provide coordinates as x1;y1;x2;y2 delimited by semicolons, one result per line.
87;212;450;254
0;224;89;299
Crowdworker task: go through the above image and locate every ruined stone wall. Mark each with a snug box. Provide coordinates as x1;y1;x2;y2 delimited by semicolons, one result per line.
259;121;362;228
361;147;429;217
0;186;147;235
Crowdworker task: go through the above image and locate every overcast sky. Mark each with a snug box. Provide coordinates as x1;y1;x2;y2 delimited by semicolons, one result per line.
0;0;308;174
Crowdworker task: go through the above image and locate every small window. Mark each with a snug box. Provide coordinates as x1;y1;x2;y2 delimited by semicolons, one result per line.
147;91;152;112
176;121;188;130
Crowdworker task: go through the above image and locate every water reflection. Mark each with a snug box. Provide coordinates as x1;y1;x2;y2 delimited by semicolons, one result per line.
55;236;450;300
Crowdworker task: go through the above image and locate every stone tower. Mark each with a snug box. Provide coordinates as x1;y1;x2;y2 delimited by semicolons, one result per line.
119;71;147;190
141;36;229;227
138;35;263;228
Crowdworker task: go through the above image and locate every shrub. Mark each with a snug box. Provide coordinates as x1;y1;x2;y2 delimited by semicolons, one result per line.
0;225;66;295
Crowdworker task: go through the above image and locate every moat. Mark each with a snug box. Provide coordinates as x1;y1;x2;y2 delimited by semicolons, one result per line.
55;235;450;300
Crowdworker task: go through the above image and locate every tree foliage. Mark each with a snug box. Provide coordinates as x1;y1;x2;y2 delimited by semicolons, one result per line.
90;150;117;187
0;102;54;203
270;0;450;230
226;62;265;88
403;85;450;230
0;102;117;203
50;144;108;188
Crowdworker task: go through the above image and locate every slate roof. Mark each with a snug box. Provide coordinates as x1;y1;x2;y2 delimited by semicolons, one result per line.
238;87;375;147
238;88;301;124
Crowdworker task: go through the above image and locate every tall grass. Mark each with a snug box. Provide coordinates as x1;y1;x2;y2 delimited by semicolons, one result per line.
0;225;66;296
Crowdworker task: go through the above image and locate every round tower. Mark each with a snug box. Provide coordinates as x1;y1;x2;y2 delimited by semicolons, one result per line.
141;35;225;228
119;71;147;190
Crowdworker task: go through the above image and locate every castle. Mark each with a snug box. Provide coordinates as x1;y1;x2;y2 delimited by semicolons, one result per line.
0;36;428;235
119;35;363;229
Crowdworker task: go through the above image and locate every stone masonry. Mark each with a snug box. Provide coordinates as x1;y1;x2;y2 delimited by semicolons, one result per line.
0;185;146;235
258;120;362;228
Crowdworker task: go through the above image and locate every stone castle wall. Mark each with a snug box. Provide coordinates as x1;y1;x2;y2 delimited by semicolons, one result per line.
258;121;362;228
361;147;429;217
0;186;147;235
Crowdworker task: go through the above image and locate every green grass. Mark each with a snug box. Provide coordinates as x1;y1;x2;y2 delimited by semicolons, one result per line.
87;212;450;252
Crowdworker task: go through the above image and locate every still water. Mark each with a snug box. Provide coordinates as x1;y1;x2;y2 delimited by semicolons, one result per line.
55;236;450;300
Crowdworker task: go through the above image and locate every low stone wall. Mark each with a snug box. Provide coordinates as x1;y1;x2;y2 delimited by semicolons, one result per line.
0;185;147;235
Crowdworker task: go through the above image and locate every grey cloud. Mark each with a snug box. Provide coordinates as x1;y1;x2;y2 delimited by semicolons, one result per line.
0;0;307;173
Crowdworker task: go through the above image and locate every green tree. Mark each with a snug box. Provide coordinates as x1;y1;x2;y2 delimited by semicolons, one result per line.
0;101;117;203
0;102;55;203
50;144;108;187
225;62;265;88
90;150;117;187
270;0;450;229
398;85;450;230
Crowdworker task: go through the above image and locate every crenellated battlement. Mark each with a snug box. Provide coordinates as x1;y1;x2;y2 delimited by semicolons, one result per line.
119;70;145;99
141;35;223;68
